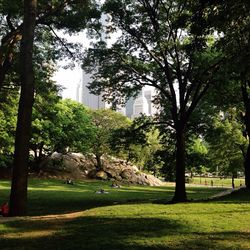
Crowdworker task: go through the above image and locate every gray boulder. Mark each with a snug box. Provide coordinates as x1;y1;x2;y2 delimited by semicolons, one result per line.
39;153;163;186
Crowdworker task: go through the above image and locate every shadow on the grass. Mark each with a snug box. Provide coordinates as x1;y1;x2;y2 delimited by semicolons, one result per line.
1;216;250;250
25;182;176;216
26;186;227;216
195;187;250;204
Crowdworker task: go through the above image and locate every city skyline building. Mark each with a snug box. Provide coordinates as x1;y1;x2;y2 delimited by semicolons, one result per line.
78;70;157;118
80;72;107;109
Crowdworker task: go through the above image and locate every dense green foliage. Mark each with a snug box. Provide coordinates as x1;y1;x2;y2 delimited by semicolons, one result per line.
205;109;246;176
0;90;18;167
32;98;96;161
88;108;131;169
110;116;162;173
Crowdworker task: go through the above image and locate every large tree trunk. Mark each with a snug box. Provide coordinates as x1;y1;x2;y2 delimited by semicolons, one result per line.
241;79;250;189
244;106;250;188
9;0;37;216
244;138;250;188
172;123;187;202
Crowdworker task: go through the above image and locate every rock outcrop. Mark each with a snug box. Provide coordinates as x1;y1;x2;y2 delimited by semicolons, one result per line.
38;153;163;186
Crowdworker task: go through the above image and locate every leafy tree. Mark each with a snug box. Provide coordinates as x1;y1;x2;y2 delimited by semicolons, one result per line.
136;129;162;175
153;127;176;182
30;87;60;169
111;125;162;174
3;0;99;216
31;98;96;169
83;0;225;201
205;108;246;186
186;136;209;178
131;128;162;176
89;108;131;170
193;0;250;188
51;99;96;153
208;0;250;188
109;115;150;164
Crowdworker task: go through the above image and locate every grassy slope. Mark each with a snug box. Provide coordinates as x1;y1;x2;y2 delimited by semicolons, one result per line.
0;179;224;216
0;179;249;250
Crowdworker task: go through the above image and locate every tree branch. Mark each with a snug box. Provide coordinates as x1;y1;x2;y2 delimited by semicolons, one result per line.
184;56;225;109
48;25;75;58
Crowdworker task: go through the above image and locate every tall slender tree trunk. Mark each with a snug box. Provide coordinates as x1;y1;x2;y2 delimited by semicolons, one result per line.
244;137;250;188
244;104;250;188
241;79;250;189
9;0;37;216
172;123;187;202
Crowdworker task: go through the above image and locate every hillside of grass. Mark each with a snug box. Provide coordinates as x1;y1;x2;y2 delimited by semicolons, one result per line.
0;179;225;215
0;180;249;250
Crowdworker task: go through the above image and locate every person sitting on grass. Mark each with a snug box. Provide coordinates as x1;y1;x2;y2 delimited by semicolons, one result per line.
111;182;120;188
95;188;109;194
64;178;74;185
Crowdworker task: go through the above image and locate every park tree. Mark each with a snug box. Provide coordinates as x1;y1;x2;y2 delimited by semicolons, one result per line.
218;2;250;188
9;0;37;216
0;21;68;168
109;115;151;166
110;118;162;174
30;79;61;169
83;0;224;201
49;99;96;154
4;0;99;216
201;0;250;188
186;136;208;178
125;128;163;174
205;108;247;187
143;129;163;176
89;109;131;170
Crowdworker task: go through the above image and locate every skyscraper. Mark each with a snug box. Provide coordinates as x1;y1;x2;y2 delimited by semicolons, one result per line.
78;75;156;118
81;71;107;109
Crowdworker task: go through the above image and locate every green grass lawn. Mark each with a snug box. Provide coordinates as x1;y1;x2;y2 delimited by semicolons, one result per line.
190;177;245;188
0;179;249;250
0;179;225;216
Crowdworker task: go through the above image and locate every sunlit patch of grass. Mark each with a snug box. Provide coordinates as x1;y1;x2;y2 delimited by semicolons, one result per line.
3;229;57;239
